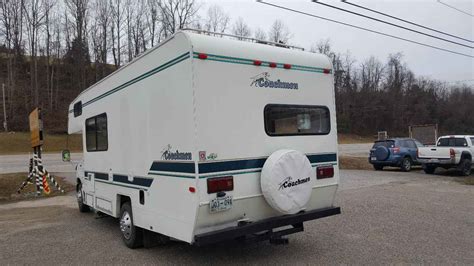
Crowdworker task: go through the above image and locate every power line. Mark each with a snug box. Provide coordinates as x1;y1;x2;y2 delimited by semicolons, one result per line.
255;1;474;58
437;0;474;17
342;0;473;43
311;0;473;49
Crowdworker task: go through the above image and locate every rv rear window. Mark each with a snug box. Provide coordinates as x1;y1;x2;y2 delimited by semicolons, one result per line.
264;105;330;136
85;113;108;152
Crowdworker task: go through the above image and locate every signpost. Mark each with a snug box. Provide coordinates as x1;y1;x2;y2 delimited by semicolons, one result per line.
2;83;7;132
17;108;63;195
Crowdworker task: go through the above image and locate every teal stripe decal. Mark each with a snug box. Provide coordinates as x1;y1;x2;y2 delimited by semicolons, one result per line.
148;172;195;179
193;52;331;74
199;162;337;179
95;179;149;190
69;52;190;112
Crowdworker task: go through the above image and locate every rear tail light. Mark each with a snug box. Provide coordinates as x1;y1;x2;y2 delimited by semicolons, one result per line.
253;60;262;66
269;62;277;68
450;148;455;158
317;165;334;179
283;64;292;69
207;176;233;194
391;147;400;154
198;53;208;59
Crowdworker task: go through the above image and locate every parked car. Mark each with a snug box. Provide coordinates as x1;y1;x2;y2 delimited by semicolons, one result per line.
417;135;473;176
369;138;424;171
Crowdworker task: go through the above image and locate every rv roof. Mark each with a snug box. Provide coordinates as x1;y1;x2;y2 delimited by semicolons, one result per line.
71;31;331;102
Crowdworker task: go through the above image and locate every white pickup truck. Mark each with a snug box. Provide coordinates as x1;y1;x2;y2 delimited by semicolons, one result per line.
417;135;473;176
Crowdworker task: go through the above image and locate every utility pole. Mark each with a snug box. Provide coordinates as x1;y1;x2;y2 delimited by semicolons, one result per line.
2;83;7;132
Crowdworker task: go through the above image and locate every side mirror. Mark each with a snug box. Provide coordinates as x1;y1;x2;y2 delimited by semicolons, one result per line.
62;149;71;162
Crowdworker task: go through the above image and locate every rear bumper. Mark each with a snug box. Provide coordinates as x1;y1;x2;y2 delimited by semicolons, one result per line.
368;156;402;166
418;158;455;165
193;206;341;246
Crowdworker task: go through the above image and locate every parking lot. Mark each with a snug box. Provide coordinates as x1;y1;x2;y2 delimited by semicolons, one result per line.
1;169;472;265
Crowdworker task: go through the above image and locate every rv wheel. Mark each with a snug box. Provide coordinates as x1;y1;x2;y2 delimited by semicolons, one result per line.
120;202;143;248
76;182;90;213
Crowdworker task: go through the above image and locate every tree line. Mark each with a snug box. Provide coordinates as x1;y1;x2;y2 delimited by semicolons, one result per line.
312;39;473;136
0;0;472;136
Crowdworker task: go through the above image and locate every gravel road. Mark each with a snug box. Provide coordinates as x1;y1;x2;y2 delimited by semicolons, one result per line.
0;153;82;174
0;169;472;265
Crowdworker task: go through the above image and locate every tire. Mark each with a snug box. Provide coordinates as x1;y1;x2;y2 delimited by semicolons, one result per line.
459;159;472;176
373;164;383;171
120;202;143;249
423;165;436;174
400;157;412;172
77;182;90;213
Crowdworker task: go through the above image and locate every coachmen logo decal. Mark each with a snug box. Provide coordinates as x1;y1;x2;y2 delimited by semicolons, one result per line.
161;144;192;160
250;72;298;90
278;176;311;190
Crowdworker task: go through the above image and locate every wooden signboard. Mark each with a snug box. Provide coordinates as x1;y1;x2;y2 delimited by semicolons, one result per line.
29;108;43;147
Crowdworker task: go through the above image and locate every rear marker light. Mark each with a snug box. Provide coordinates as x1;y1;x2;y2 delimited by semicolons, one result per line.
323;69;331;74
269;62;277;68
450;148;455;158
198;53;208;60
189;187;196;193
317;165;334;179
253;60;262;66
283;64;292;69
207;176;234;194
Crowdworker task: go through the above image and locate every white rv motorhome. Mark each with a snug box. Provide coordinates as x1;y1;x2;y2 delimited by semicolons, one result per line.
68;30;341;248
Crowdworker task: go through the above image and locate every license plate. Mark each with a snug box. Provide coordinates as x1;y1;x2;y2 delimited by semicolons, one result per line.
210;195;232;213
371;157;377;161
429;159;439;163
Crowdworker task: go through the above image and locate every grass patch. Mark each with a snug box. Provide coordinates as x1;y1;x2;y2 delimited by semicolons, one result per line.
338;134;374;144
339;156;372;170
0;172;75;203
0;132;82;155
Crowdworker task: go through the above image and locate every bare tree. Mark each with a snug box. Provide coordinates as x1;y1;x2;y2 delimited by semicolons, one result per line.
254;27;266;41
145;0;161;47
110;0;124;67
65;0;89;90
157;0;199;37
0;0;24;115
231;17;251;39
44;0;55;109
360;56;384;92
310;38;333;56
204;4;229;33
268;19;291;44
23;0;49;107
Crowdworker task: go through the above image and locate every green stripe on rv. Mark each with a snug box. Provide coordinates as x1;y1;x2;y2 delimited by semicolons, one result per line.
69;52;191;112
95;179;149;190
148;162;337;179
193;52;331;74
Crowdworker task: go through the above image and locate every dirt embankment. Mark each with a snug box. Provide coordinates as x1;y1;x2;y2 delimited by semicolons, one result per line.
0;173;75;203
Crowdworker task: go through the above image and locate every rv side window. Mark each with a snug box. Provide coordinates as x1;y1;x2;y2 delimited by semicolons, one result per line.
85;113;108;152
264;104;330;136
73;101;82;117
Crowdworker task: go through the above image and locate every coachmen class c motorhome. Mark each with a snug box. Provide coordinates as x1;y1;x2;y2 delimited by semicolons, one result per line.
68;30;341;248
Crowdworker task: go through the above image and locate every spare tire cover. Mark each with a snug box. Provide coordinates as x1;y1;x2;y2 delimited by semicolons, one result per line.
375;146;390;161
261;149;315;214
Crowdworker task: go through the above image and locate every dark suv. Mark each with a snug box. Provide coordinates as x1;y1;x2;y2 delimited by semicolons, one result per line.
369;138;424;171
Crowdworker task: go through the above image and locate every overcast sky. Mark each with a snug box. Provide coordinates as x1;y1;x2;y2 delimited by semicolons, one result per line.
200;0;473;84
